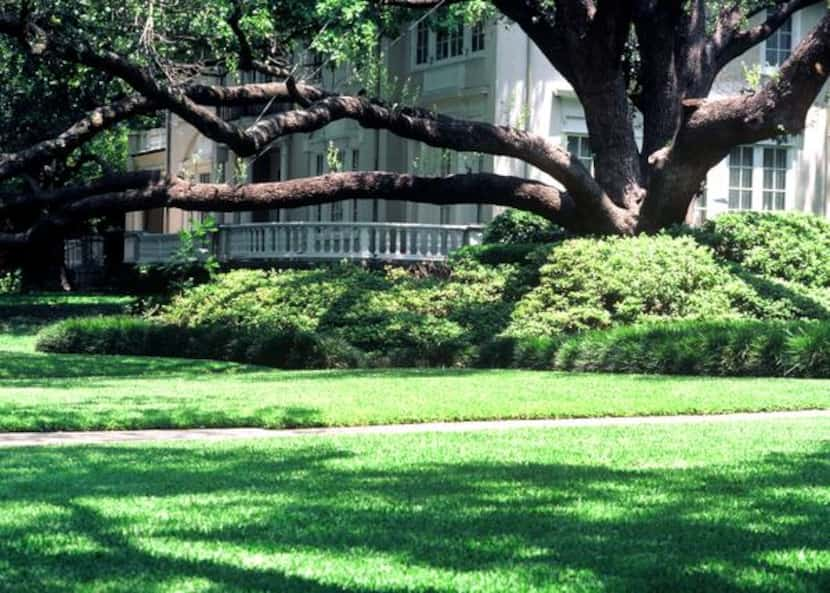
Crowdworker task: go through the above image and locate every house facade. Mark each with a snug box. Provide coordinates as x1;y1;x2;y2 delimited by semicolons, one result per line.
123;5;830;263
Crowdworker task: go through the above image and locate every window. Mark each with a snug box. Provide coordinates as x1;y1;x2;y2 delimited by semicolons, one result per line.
728;146;754;210
315;154;325;176
765;10;792;67
567;135;594;173
762;147;788;210
351;149;360;171
436;24;463;60
472;21;485;52
198;173;211;184
449;24;464;57
331;202;344;221
436;27;449;60
416;20;430;65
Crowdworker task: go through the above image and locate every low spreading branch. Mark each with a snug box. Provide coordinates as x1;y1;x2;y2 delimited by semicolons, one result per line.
0;97;155;182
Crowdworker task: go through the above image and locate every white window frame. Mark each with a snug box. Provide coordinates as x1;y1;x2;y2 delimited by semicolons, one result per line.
762;146;788;211
727;141;795;212
410;20;485;70
728;145;755;211
415;20;430;65
762;9;798;71
471;21;486;53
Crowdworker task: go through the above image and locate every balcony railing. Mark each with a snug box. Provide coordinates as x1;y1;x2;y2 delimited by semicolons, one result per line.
124;222;485;265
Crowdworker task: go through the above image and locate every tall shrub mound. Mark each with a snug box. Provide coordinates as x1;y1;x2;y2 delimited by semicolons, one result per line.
159;260;524;366
697;212;830;287
508;234;829;336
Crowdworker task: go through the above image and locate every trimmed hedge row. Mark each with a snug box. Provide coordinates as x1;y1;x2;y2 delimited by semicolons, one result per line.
484;320;830;378
35;316;364;369
35;315;830;378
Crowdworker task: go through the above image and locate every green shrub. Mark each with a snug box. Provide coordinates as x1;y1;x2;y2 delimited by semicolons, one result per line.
35;316;354;369
482;209;566;244
508;235;830;337
552;319;830;378
475;336;561;369
0;269;22;294
161;262;521;366
451;243;544;266
36;316;184;357
694;212;830;287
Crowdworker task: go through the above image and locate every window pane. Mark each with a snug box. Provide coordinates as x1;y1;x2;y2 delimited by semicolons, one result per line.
776;149;787;169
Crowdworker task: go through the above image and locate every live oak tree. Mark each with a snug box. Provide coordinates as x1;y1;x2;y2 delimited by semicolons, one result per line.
2;0;830;278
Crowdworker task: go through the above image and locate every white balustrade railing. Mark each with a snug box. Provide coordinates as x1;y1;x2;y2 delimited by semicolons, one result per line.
124;222;484;265
123;232;182;264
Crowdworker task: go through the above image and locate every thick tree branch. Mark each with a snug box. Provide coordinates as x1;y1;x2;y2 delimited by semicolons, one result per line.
52;173;577;228
641;10;830;230
0;96;155;182
0;171;162;214
0;14;257;154
686;11;830;150
715;0;823;68
184;81;331;107
246;95;607;207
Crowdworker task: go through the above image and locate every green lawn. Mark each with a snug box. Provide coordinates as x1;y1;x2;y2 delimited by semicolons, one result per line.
0;418;827;592
0;293;829;432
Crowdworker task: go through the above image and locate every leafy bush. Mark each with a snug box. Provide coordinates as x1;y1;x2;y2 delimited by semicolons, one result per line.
482;209;566;244
35;316;360;369
161;261;521;366
451;243;544;266
508;235;830;337
0;269;22;294
553;319;830;378
475;336;562;369
693;212;830;287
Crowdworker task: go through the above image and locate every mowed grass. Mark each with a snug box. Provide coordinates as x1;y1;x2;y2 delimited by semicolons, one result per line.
3;352;830;431
0;293;829;431
0;418;827;592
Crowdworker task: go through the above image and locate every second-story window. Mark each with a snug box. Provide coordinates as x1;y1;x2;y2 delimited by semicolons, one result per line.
449;24;464;57
765;10;792;67
436;26;449;60
472;21;486;52
436;24;464;60
416;21;430;65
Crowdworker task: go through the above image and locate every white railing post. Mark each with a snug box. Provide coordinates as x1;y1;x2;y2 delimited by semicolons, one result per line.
124;222;485;265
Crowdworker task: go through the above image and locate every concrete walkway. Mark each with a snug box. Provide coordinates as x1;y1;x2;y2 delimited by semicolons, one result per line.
0;409;828;448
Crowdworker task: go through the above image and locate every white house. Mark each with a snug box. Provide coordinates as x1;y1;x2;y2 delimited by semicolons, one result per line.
123;5;830;264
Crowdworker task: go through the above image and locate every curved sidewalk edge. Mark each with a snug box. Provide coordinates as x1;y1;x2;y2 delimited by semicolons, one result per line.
0;409;828;448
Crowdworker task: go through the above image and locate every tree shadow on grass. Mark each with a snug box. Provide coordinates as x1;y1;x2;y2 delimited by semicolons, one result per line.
0;439;826;592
